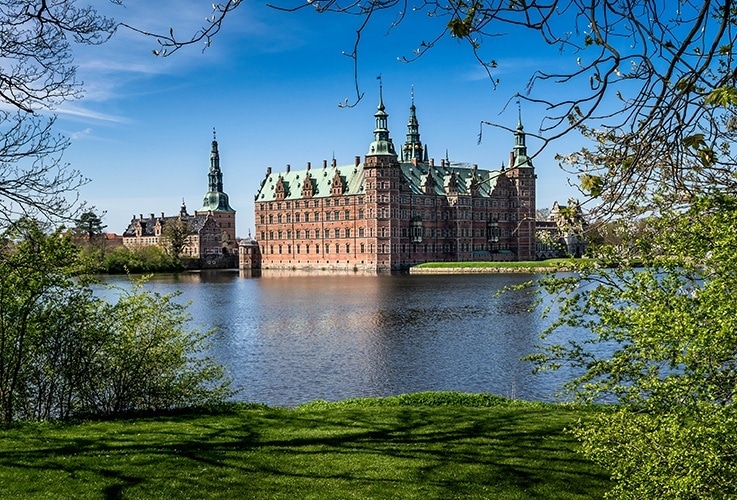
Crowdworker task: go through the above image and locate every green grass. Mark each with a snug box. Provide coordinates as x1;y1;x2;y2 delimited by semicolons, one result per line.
413;258;583;269
0;393;610;499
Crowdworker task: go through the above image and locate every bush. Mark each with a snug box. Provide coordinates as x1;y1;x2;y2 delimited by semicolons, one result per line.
0;220;230;422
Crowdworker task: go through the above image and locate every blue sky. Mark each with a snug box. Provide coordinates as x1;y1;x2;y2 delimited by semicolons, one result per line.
54;2;585;236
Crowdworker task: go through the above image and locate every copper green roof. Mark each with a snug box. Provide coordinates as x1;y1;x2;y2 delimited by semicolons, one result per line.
255;161;505;202
199;133;235;212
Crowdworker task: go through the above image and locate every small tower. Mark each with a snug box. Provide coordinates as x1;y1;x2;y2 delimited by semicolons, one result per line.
403;87;425;163
505;106;536;260
365;79;398;166
196;129;237;252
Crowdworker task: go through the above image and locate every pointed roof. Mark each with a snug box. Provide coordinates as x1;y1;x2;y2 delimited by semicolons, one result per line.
511;107;533;169
403;86;425;162
199;129;236;212
366;78;397;157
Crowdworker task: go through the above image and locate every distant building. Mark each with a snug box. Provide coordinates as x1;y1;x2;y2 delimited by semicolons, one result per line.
122;132;237;261
252;88;537;272
535;199;588;258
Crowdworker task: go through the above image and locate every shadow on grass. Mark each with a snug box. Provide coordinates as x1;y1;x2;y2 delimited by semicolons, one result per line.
0;405;610;499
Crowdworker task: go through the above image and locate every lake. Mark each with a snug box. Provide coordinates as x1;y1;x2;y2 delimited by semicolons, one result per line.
103;270;578;407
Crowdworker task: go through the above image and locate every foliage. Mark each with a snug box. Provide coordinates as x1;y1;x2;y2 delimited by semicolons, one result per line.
0;1;241;226
160;218;193;264
72;209;107;241
0;219;229;422
531;194;737;498
0;398;609;499
81;280;232;417
102;244;182;274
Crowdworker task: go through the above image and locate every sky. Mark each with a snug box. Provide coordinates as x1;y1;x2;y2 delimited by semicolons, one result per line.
54;1;587;237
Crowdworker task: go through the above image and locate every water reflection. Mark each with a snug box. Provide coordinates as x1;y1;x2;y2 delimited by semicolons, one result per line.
102;271;577;407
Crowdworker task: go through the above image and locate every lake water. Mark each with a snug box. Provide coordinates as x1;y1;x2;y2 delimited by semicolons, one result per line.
103;270;579;407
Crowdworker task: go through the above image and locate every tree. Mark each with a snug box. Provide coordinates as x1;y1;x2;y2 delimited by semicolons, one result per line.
73;209;107;242
530;194;737;498
161;218;193;265
0;1;241;227
0;219;230;421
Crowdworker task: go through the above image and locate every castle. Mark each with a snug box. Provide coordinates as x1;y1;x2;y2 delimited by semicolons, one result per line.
122;132;238;264
252;88;537;272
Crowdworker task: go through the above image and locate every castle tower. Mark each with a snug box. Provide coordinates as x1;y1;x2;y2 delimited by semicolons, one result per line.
402;88;426;163
196;129;237;252
364;79;400;271
505;110;536;260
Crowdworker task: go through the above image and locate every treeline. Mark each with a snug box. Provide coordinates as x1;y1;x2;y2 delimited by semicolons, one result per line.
82;244;189;274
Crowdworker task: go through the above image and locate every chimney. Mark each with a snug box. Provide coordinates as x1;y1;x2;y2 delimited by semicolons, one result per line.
430;158;435;167
139;214;143;220
441;159;445;168
286;164;290;173
354;156;360;167
307;161;311;170
510;152;515;167
150;213;154;220
161;212;165;219
323;159;327;169
266;167;272;176
332;158;337;168
473;164;478;170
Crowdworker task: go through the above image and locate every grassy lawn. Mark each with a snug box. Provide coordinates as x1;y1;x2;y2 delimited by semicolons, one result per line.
412;259;584;270
0;393;610;499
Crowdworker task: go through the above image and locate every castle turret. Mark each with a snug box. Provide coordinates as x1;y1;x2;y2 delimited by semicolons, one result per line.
196;129;236;252
403;88;425;163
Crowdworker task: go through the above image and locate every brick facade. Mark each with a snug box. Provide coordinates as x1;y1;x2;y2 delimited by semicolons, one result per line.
254;91;537;272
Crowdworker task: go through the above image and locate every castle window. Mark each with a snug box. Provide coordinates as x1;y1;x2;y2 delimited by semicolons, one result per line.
296;245;301;254
278;230;283;239
270;245;274;254
345;210;350;220
314;211;320;221
345;228;351;238
306;245;310;254
315;229;320;238
326;243;330;253
277;214;282;223
260;231;265;240
295;213;300;222
287;230;292;239
269;231;274;239
268;215;274;224
346;244;350;253
260;215;265;224
334;210;340;221
360;243;365;253
278;245;282;254
359;228;364;238
325;212;331;221
358;209;364;219
296;229;301;239
286;213;291;223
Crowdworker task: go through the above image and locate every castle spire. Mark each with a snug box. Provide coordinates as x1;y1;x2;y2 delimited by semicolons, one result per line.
366;76;397;158
199;130;235;212
511;103;533;168
403;86;424;162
